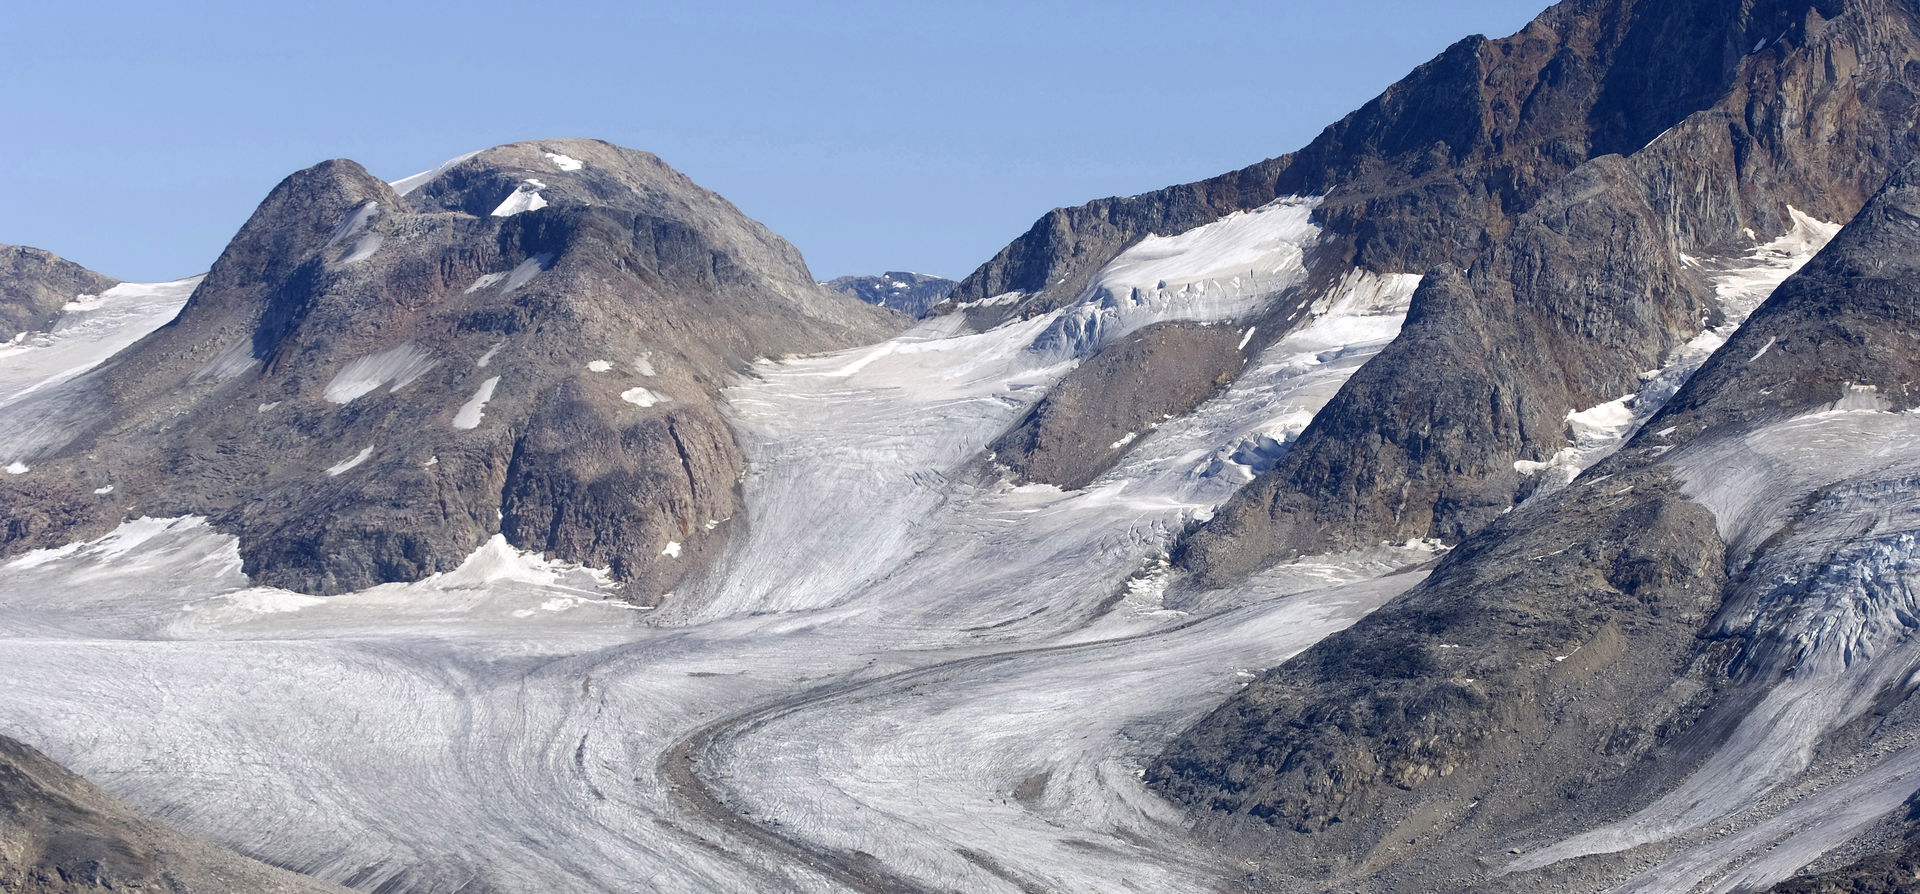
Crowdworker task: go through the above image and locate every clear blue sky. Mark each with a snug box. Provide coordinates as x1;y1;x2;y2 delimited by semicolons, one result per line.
1;1;1549;283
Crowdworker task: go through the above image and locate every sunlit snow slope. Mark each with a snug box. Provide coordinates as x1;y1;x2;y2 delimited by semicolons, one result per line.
0;277;199;411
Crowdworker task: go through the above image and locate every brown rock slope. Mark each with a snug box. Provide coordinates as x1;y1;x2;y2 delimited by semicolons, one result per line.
989;321;1252;489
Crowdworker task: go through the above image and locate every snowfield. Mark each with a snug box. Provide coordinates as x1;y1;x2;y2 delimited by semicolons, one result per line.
0;203;1899;893
0;276;200;410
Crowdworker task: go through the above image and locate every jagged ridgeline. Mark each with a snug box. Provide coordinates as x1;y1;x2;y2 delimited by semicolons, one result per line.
0;140;899;597
954;0;1919;583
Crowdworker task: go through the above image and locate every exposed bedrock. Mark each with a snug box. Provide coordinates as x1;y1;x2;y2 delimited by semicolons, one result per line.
0;139;898;597
1175;0;1920;586
0;734;345;893
1175;153;1712;585
945;0;1882;328
1151;464;1733;887
990;321;1251;490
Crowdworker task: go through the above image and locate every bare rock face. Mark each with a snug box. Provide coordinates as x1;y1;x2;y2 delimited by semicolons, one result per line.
1175;151;1715;583
0;247;117;343
1149;155;1920;890
990;322;1249;490
0;735;343;893
0;139;898;598
1653;158;1920;431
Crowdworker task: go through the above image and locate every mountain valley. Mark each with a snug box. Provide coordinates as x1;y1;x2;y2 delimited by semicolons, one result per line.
6;2;1920;892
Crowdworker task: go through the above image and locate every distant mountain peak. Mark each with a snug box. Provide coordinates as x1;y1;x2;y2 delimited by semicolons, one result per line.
0;245;118;342
823;271;956;317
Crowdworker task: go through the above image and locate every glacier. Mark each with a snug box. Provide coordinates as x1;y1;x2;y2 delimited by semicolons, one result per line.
0;194;1888;894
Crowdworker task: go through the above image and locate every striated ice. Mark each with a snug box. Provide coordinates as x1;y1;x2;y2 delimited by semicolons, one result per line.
324;343;438;404
324;446;374;476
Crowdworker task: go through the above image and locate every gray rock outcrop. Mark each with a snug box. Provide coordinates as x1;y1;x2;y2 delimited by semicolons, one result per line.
1175;0;1920;586
937;0;1920;590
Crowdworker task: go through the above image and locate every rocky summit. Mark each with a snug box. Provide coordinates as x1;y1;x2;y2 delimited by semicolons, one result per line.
0;139;897;598
7;1;1920;893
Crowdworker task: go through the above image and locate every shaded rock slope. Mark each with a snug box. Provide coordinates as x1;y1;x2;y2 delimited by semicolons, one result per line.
1149;153;1920;891
0;139;898;598
0;247;117;343
0;735;343;893
823;271;955;317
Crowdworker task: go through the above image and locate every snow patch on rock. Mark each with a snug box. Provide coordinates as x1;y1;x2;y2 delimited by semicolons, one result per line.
191;339;258;383
325;343;438;404
621;387;669;407
464;272;508;294
325;446;374;476
491;180;550;217
453;376;501;430
502;254;552;292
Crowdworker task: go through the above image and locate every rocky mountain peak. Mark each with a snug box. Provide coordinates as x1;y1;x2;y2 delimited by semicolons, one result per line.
0;245;118;343
0;139;898;596
823;271;956;316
